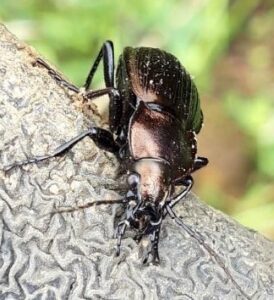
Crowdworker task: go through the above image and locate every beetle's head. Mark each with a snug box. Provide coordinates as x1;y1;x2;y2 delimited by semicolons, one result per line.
127;158;172;224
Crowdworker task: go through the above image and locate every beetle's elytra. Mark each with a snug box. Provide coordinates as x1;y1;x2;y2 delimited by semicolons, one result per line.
5;41;208;264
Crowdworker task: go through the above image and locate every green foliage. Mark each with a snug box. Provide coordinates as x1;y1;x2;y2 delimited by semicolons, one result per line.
0;0;256;84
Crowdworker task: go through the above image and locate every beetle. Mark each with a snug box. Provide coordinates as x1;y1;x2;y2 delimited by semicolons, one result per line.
5;41;208;264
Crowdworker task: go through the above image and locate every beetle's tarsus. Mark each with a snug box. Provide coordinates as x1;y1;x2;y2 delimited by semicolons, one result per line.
142;243;160;265
35;58;79;93
84;87;120;103
115;221;128;256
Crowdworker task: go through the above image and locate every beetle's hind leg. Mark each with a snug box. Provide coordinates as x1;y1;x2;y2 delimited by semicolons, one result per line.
34;58;79;93
4;127;120;171
84;41;114;91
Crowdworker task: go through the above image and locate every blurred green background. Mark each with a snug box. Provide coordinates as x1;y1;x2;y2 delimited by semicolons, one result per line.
1;0;273;239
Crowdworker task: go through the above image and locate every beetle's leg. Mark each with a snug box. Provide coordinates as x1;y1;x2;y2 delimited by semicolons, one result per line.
87;127;120;152
192;156;208;172
173;174;193;186
115;191;141;256
142;223;162;265
83;41;125;135
169;176;193;208
84;41;114;91
4;127;119;171
35;58;80;93
133;233;143;244
84;87;120;103
151;225;161;265
35;40;114;95
115;221;128;256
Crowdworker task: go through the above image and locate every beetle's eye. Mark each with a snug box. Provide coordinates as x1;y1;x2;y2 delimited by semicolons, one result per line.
127;173;140;189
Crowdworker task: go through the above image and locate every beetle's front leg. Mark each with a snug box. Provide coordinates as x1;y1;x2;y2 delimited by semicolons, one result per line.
142;222;162;265
4;127;120;171
34;58;80;93
114;185;142;256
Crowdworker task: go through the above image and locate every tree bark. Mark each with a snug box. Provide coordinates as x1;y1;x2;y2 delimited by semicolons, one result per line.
0;24;273;300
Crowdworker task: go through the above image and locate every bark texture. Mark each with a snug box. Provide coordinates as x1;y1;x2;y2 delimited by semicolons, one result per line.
0;24;273;300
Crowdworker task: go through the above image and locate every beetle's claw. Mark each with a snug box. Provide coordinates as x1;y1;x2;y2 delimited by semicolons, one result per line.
142;247;160;265
133;233;143;244
152;250;160;265
115;221;128;257
115;245;121;256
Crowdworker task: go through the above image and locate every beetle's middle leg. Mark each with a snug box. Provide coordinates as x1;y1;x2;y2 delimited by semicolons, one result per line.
84;41;114;91
4;127;120;171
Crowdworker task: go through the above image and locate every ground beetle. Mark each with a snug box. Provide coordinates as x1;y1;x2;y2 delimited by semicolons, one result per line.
5;41;208;264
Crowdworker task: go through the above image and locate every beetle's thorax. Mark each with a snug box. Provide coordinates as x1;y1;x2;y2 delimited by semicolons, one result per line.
133;158;171;205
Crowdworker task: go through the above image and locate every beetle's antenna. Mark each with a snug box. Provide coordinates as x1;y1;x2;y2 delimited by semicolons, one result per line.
165;205;249;298
42;198;127;217
165;204;204;243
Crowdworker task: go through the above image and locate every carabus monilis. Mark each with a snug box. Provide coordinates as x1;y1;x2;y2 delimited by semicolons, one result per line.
5;41;208;264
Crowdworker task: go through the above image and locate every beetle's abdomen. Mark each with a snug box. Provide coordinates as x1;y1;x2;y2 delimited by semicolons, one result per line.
129;102;195;178
123;46;203;134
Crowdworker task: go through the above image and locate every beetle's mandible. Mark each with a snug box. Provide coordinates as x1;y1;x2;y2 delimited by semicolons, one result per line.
5;41;208;264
